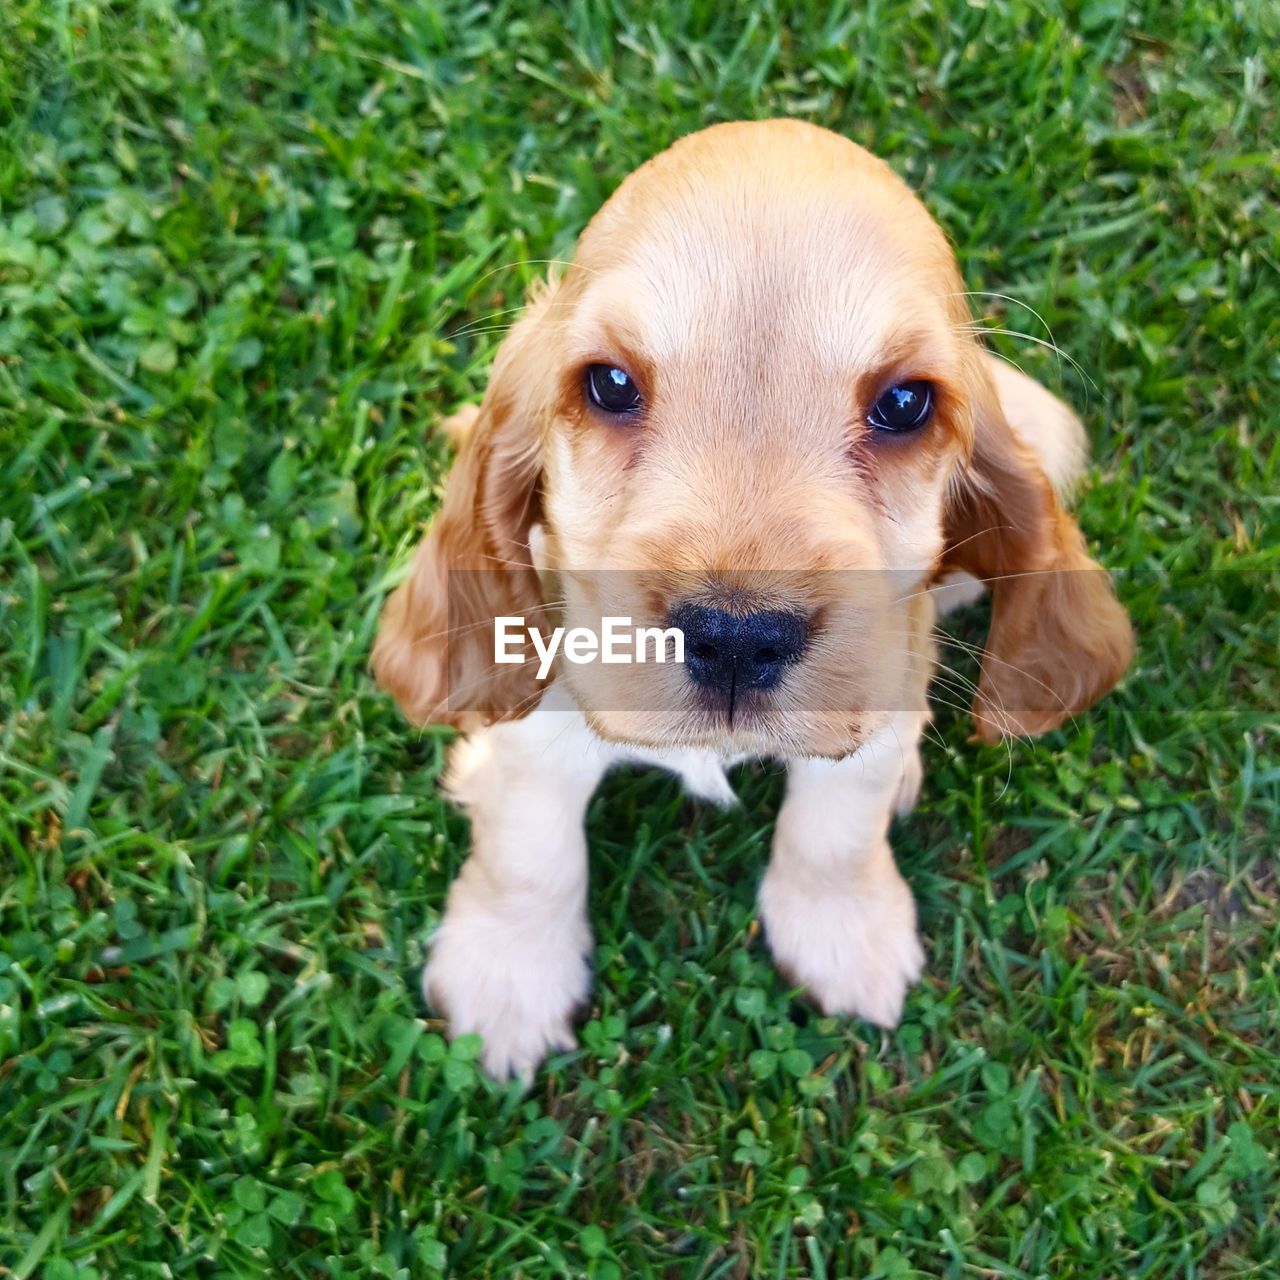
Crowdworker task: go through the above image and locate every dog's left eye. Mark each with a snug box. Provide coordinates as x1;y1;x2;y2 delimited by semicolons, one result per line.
585;364;643;416
868;380;934;432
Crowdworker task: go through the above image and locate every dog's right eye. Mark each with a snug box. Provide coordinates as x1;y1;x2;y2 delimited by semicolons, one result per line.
868;380;934;433
585;364;643;416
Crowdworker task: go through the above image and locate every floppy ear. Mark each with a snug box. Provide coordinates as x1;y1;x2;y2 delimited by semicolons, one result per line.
372;289;556;730
943;354;1134;742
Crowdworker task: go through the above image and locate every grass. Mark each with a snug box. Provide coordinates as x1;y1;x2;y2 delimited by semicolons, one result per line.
0;0;1277;1276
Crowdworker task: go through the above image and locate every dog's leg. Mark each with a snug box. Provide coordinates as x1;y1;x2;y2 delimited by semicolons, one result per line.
759;709;927;1028
423;688;617;1080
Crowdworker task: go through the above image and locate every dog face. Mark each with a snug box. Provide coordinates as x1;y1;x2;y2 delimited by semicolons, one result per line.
374;121;1132;756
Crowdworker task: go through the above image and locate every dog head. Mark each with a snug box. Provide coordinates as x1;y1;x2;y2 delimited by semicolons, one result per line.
374;121;1132;756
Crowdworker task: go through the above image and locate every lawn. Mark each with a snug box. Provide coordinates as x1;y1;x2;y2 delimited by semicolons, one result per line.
1;1;1277;1276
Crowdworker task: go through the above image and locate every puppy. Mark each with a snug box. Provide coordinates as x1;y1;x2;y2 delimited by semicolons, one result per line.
373;120;1133;1079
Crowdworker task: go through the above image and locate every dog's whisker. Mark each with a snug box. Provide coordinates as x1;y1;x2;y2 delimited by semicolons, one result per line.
957;322;1098;397
403;598;571;653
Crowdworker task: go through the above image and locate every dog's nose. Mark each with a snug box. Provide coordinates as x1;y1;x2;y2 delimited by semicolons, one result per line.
668;603;809;693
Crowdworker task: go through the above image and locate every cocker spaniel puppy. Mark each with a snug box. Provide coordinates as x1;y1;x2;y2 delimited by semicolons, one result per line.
374;120;1133;1079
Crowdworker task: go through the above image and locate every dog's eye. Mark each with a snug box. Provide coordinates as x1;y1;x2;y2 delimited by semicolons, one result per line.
585;364;643;416
868;380;934;432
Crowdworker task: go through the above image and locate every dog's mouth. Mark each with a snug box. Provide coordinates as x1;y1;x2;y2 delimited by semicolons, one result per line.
576;681;882;761
688;681;774;732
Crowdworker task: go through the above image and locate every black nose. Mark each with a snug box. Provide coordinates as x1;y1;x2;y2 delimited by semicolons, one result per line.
669;603;809;694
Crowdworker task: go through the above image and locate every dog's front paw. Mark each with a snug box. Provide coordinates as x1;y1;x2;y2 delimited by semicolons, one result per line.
423;910;592;1081
759;854;925;1028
